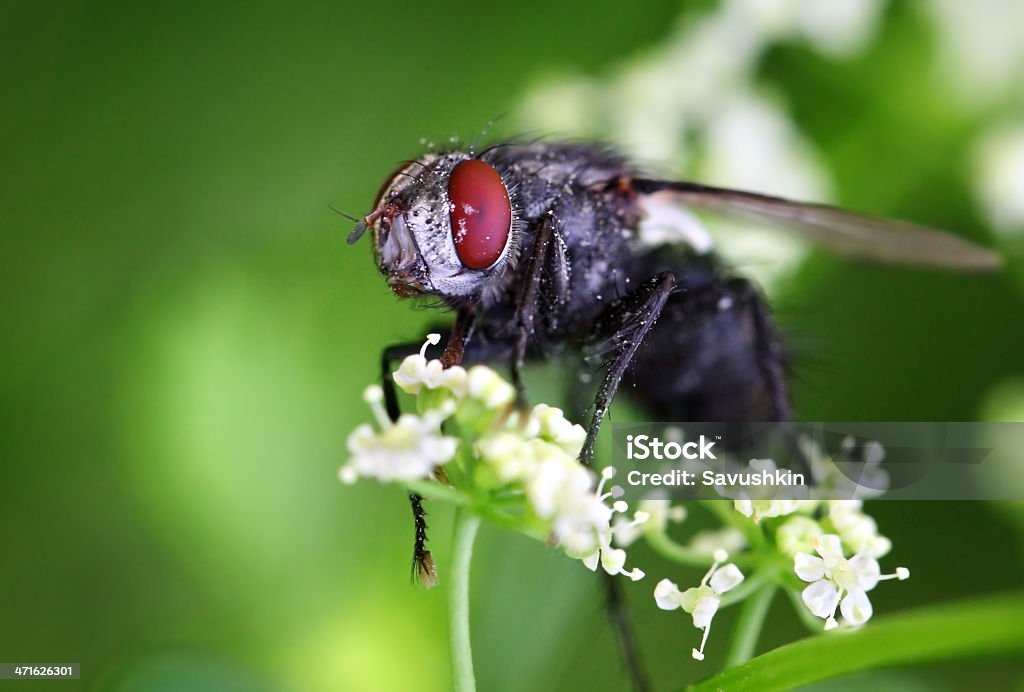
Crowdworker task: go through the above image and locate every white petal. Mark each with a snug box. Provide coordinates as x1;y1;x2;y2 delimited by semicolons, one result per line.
654;578;682;610
794;552;825;582
734;499;753;517
692;595;720;629
393;356;427;393
815;534;844;558
601;547;627;575
863;534;892;559
709;564;744;594
802;580;840;619
840;588;873;625
582;551;600;571
849;554;881;591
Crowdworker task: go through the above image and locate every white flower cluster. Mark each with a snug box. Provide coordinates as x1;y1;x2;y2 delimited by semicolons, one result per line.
826;499;892;558
341;334;649;580
763;499;904;629
392;333;515;407
477;437;648;580
339;384;458;485
767;499;892;558
794;532;909;631
654;550;745;661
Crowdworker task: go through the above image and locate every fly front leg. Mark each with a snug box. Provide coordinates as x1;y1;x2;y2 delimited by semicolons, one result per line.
380;335;449;586
510;211;568;404
380;310;506;588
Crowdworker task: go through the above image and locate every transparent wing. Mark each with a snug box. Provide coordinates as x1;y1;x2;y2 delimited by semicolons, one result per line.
632;179;1001;272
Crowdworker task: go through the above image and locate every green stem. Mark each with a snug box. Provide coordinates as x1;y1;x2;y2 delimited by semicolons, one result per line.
449;506;481;692
405;479;469;505
718;569;772;608
724;584;777;668
645;528;718;568
785;586;827;634
700;500;765;548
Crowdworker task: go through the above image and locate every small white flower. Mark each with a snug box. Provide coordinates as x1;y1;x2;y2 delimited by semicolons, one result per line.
530;403;587;457
828;501;891;558
476;431;537;484
577;468;647;580
392;334;468;397
339;385;458;484
776;515;824;556
794;533;909;630
654;550;744;661
527;444;594;521
734;496;808;523
467;365;516;408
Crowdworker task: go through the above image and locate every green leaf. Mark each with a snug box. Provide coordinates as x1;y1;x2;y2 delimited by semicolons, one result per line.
686;591;1024;692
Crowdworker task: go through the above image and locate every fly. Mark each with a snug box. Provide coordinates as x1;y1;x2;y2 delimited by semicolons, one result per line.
346;139;999;690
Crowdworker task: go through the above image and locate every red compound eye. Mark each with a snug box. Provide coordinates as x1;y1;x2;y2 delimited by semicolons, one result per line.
448;159;512;269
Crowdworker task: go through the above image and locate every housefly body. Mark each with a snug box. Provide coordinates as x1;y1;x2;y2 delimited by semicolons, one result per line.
347;139;999;690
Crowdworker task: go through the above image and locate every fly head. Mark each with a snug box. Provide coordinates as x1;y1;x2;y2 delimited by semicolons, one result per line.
351;151;519;302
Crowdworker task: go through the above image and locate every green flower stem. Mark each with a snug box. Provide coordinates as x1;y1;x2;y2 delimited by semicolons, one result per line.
718;569;772;608
645;528;719;568
687;591;1024;692
784;586;827;634
405;479;469;505
450;506;482;692
724;583;777;668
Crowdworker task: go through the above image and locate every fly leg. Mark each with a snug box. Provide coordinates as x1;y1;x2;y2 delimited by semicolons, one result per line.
576;271;676;692
379;311;495;588
580;271;677;467
510;211;568;403
380;336;449;587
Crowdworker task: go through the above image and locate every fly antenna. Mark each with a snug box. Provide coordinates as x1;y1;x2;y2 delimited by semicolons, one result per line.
328;204;361;223
330;204;372;245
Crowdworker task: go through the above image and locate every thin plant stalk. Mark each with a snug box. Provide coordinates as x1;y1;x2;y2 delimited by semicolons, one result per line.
449;506;481;692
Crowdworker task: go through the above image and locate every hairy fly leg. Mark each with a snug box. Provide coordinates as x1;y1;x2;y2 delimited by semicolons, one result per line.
380;313;515;587
578;272;676;692
510;211;568;403
580;271;677;467
380;337;449;586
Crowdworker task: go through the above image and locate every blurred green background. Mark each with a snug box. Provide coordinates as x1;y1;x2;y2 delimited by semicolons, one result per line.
2;1;1024;690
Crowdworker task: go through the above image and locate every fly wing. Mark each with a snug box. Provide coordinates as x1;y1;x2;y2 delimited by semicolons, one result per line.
631;179;1001;272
